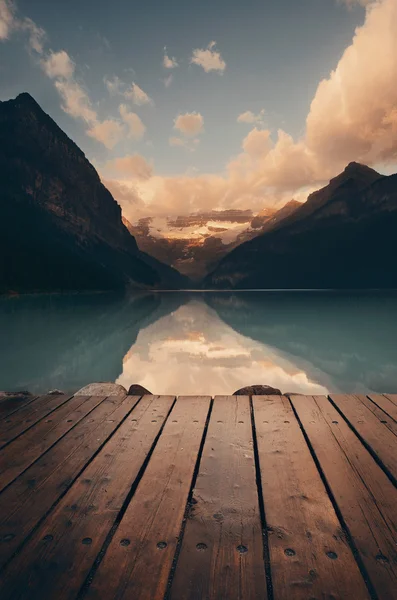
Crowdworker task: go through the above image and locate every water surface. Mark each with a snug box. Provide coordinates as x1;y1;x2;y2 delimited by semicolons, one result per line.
1;291;396;395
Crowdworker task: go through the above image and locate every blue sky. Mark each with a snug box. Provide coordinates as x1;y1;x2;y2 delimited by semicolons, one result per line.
1;0;366;173
0;0;396;219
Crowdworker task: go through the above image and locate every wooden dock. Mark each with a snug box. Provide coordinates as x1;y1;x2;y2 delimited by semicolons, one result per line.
0;392;396;599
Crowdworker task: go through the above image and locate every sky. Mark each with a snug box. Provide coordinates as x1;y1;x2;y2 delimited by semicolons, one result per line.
1;0;397;222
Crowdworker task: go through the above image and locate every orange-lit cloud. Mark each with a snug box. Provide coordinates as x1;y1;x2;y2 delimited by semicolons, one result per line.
306;0;397;167
87;119;124;149
169;136;200;152
54;79;97;124
237;109;266;125
106;0;397;221
105;154;153;179
104;75;123;96
174;112;204;136
119;104;146;139
42;50;75;79
163;48;178;69
124;82;153;106
191;41;226;73
0;0;15;40
242;128;272;157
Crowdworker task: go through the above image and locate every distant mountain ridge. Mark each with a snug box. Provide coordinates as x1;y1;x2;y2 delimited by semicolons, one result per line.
205;162;397;289
0;93;186;293
129;202;302;280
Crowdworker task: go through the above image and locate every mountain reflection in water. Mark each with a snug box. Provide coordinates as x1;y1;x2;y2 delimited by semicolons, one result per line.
1;291;396;395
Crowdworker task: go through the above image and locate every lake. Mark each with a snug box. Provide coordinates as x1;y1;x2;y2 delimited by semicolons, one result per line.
1;291;396;396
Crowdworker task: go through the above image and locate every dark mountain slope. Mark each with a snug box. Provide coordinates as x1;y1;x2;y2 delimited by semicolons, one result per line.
250;200;301;230
204;163;397;289
0;93;186;293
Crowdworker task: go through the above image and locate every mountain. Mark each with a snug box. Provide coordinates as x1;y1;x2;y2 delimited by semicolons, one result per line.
128;203;302;281
250;200;302;231
0;93;186;293
127;209;262;281
204;162;397;289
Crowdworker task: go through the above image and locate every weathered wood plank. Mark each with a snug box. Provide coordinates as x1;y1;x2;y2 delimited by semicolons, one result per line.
0;394;73;448
367;394;397;422
330;393;397;483
360;394;397;432
169;395;267;600
85;396;211;600
291;394;397;600
0;395;98;492
0;395;139;570
0;395;39;420
253;395;370;600
0;396;174;600
384;394;397;407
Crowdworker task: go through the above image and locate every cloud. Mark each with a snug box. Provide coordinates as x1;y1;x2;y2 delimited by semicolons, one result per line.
104;75;123;96
0;2;44;51
0;0;15;41
108;0;397;221
305;0;397;167
338;0;373;7
54;79;97;124
21;17;45;53
191;41;226;73
42;50;75;79
119;104;146;139
163;48;178;69
174;112;204;136
242;128;272;157
163;74;173;88
169;136;200;152
87;119;124;149
124;82;153;106
237;109;266;125
105;154;153;179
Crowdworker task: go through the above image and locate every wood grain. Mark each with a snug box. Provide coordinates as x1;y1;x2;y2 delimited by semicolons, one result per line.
0;394;73;448
0;396;39;419
169;395;267;600
0;395;98;492
291;394;397;600
253;395;370;600
85;396;211;600
0;396;174;600
330;393;397;482
0;395;139;569
367;394;397;422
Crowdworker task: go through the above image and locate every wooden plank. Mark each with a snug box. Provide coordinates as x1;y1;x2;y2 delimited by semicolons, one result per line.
384;394;397;407
0;395;99;492
0;395;39;420
367;394;397;421
85;396;211;600
253;395;370;600
0;394;73;448
0;396;175;600
0;394;139;570
169;396;267;600
330;393;397;483
361;394;397;431
291;394;397;600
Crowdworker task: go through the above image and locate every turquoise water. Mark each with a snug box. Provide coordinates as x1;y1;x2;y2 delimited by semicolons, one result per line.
1;291;396;395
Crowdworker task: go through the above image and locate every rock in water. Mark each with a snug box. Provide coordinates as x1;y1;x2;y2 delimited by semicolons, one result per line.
233;385;281;396
75;383;127;396
127;384;153;396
